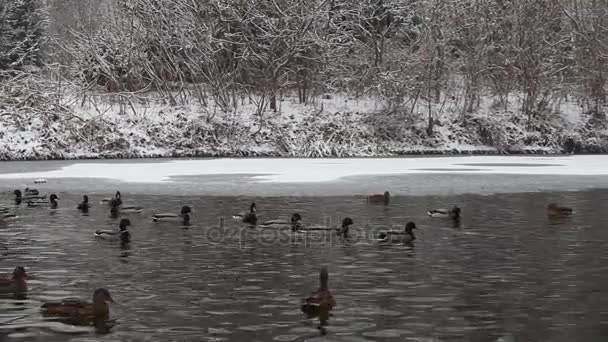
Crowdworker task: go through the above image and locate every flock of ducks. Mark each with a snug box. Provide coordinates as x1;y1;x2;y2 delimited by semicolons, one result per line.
1;188;575;330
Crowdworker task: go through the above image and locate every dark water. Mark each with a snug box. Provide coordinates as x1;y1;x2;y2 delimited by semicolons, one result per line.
1;190;608;342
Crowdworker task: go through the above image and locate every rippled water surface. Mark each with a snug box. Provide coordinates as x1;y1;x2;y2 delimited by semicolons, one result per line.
2;187;608;341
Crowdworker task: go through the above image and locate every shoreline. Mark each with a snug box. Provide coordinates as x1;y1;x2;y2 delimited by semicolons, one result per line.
0;147;576;162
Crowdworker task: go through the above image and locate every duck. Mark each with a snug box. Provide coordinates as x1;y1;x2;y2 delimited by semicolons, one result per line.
24;188;39;196
261;213;303;230
119;205;144;213
377;221;416;243
101;191;122;207
152;205;191;226
95;218;131;243
547;203;573;217
233;202;257;225
336;217;353;237
301;267;336;318
367;191;391;205
428;206;461;220
0;266;28;293
14;189;46;204
27;194;59;209
77;195;90;212
41;288;115;322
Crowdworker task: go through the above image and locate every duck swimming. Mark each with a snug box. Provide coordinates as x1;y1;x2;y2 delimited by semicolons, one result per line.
301;267;336;319
0;266;28;293
96;219;131;243
77;195;90;212
14;189;46;205
24;188;39;196
101;191;122;207
234;202;257;225
41;288;115;322
261;213;303;230
367;191;391;205
377;221;416;243
547;203;573;217
152;205;191;226
27;194;59;209
336;217;353;237
428;206;461;220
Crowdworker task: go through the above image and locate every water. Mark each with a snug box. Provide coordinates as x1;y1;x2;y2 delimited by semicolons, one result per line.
2;187;608;342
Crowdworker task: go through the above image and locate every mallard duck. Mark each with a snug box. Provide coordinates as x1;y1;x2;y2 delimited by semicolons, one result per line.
77;195;90;212
24;188;39;196
261;213;303;230
14;189;46;205
428;206;461;220
27;194;59;209
101;191;122;207
41;288;115;322
152;206;191;226
547;203;573;217
95;219;131;243
367;191;391;205
233;202;257;225
301;267;336;318
377;221;416;243
336;217;353;237
0;266;28;293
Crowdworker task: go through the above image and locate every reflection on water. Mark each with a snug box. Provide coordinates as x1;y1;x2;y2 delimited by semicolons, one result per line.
1;190;608;341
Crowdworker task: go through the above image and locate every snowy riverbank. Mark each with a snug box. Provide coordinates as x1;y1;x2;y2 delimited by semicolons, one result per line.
1;75;607;160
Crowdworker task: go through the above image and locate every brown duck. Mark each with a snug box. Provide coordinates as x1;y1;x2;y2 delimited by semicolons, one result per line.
41;288;115;322
0;266;28;293
301;267;336;318
547;203;573;217
367;191;390;205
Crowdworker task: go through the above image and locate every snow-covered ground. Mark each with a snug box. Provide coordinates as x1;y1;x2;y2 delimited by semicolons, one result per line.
1;155;607;184
1;74;607;160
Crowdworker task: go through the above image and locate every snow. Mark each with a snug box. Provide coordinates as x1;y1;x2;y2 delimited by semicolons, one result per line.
0;156;607;184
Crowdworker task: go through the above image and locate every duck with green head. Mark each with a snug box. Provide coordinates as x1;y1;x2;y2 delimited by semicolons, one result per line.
377;221;417;244
234;202;257;225
152;206;192;226
336;217;353;237
95;219;131;243
77;195;90;212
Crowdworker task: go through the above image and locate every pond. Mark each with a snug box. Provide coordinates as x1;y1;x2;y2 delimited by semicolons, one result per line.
0;157;608;341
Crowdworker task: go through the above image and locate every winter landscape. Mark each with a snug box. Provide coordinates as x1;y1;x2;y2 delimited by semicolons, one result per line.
0;0;607;159
3;1;608;342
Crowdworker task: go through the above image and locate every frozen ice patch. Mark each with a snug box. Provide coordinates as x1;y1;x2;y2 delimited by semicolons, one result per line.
0;156;606;184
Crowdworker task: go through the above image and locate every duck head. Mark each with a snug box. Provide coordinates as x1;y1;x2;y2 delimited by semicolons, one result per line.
12;266;27;281
82;195;89;203
114;191;121;199
450;206;461;219
250;202;257;213
93;288;115;305
405;221;416;234
319;267;329;290
119;218;131;230
181;206;192;215
383;191;391;203
14;190;22;198
342;217;353;229
50;194;59;202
